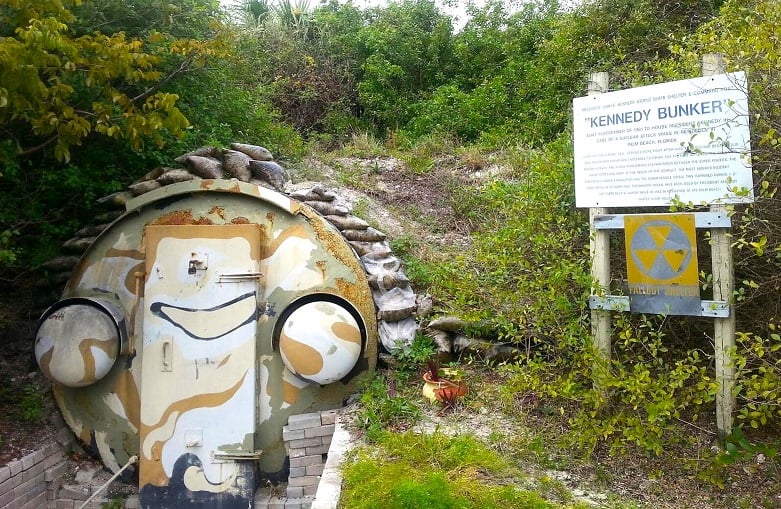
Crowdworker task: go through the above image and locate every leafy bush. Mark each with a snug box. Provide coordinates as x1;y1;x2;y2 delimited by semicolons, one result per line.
392;333;437;374
407;80;508;143
641;0;781;434
734;330;781;429
355;0;456;134
502;312;720;456
169;62;304;157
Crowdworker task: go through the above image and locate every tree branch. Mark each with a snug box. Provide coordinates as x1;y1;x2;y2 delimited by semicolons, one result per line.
131;56;195;104
18;135;58;157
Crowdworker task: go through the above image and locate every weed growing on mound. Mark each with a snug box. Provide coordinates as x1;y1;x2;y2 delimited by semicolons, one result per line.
356;373;421;440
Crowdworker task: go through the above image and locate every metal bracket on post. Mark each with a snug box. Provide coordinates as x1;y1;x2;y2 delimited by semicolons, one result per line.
589;295;730;318
593;212;731;230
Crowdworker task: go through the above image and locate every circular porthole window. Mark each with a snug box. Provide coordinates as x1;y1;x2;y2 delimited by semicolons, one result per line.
277;297;364;385
35;299;125;387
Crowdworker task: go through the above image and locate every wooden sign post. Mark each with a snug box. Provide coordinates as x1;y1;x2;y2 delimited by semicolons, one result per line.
587;71;612;363
702;53;736;438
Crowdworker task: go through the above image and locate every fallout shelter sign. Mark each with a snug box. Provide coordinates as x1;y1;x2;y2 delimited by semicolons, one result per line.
625;214;701;315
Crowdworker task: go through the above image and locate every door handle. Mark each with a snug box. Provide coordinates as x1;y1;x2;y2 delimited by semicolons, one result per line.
162;335;172;372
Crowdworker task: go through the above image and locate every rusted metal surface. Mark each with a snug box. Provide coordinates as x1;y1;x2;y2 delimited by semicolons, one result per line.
151;209;213;225
208;205;226;219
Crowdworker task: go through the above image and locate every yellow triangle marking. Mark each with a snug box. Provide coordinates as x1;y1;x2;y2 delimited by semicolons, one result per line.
635;249;659;271
662;249;688;273
646;226;672;248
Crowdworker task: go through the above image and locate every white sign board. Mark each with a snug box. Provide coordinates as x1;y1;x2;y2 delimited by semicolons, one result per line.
573;72;752;208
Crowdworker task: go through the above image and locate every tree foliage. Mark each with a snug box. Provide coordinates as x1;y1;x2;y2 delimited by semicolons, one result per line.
356;0;455;131
657;0;781;431
0;0;226;164
0;0;235;273
69;0;223;38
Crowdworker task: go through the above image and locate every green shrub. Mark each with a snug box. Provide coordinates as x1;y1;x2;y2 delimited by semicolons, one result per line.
392;333;438;374
734;330;781;429
355;0;456;134
668;0;781;433
424;136;590;341
501;313;720;456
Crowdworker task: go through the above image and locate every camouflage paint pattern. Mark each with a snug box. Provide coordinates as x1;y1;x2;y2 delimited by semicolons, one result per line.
278;300;363;385
139;224;261;506
38;180;377;507
35;302;121;387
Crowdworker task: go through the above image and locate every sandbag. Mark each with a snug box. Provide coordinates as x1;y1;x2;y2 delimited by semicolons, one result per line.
180;155;223;179
378;317;418;352
290;185;336;202
249;160;288;191
175;146;219;161
305;199;351;216
74;224;111;237
138;166;167;181
426;328;453;354
97;191;134;207
341;227;387;242
231;142;274;161
428;316;467;332
324;214;370;230
368;272;410;291
157;169;196;186
361;251;401;275
129;180;162;196
376;286;417;322
63;236;96;253
40;256;81;272
222;149;252;181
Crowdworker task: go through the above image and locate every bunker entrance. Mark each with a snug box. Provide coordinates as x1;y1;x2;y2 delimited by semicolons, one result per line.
139;224;263;507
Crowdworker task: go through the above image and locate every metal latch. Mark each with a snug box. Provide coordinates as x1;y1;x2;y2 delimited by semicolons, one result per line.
188;252;208;275
218;272;264;283
212;450;263;461
161;335;173;372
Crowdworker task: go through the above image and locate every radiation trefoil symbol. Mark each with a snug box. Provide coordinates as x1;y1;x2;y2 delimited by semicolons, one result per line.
626;216;698;286
630;221;692;281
